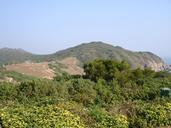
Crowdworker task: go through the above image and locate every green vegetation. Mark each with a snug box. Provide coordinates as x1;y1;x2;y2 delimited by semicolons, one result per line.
0;59;171;128
0;70;38;82
1;105;85;128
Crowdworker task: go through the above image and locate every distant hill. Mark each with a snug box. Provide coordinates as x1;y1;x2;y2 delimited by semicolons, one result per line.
50;42;169;71
0;42;169;72
0;48;47;65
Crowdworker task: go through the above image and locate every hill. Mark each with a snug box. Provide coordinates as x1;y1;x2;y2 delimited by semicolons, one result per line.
0;48;47;65
0;42;169;76
51;42;169;71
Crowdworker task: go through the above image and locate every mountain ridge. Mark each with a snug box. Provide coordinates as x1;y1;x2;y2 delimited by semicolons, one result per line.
50;42;169;71
0;42;169;71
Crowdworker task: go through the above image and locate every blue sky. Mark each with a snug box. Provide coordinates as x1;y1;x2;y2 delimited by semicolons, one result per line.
0;0;170;58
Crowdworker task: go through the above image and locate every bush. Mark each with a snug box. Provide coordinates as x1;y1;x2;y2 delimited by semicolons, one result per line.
68;79;96;106
129;103;171;128
0;82;18;102
95;79;114;105
84;59;130;82
90;106;129;128
0;104;85;128
17;80;59;100
56;101;96;127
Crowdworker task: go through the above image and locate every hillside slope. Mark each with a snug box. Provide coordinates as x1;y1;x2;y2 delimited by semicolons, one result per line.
51;42;168;71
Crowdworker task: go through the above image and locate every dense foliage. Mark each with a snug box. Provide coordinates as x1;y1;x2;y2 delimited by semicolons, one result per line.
0;59;171;128
1;105;85;128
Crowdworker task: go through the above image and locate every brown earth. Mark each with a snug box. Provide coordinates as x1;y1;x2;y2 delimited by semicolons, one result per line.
59;57;84;75
6;62;55;79
5;57;83;79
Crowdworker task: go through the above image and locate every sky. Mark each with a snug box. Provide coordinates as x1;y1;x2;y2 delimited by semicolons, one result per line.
0;0;170;58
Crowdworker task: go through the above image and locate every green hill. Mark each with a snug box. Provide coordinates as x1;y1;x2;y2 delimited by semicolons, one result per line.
0;42;169;71
0;48;47;65
51;42;168;71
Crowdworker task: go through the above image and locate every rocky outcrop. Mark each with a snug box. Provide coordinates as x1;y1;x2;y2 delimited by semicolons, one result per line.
143;61;169;71
134;52;169;71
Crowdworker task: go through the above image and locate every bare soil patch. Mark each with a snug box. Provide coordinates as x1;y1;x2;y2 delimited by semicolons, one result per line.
59;57;84;75
6;62;55;79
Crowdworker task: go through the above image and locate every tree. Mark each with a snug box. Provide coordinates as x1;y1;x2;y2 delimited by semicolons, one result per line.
83;59;131;84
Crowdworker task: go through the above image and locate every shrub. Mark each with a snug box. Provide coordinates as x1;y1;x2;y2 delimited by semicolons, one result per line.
129;103;171;128
95;79;114;105
90;106;129;128
0;82;17;102
68;78;96;106
56;101;96;127
0;104;85;128
84;59;130;82
17;80;59;100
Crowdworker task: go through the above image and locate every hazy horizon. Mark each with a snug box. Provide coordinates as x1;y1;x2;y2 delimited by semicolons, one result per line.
0;0;170;58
